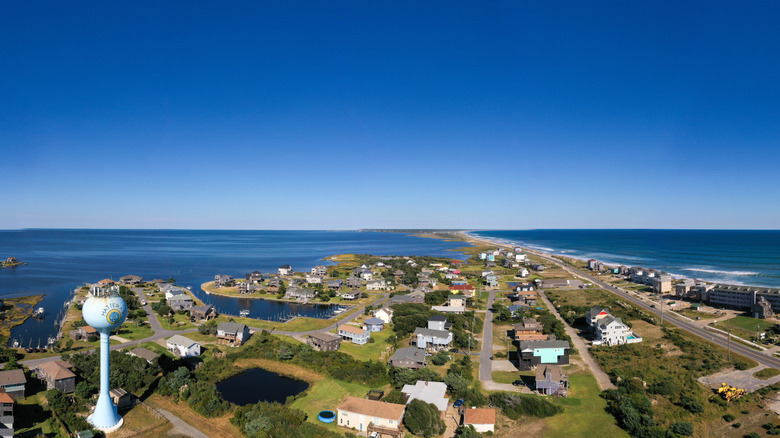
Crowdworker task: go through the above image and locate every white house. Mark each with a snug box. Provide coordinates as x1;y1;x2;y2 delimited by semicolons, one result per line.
163;284;185;300
305;274;323;284
375;307;394;324
166;335;201;358
338;324;370;345
278;265;294;276
311;265;328;276
337;396;405;436
594;315;642;346
401;381;449;417
366;279;387;290
414;316;452;350
360;270;374;281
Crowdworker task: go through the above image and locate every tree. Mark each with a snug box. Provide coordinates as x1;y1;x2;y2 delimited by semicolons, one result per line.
454;425;481;438
168;277;176;283
669;421;694;436
404;399;446;438
75;381;95;400
431;350;449;366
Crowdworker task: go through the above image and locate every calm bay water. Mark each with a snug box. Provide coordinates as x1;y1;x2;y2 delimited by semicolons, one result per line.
470;229;780;287
217;368;309;405
0;229;468;344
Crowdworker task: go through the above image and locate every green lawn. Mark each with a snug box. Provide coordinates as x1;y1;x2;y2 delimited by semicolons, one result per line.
339;329;392;362
290;378;372;433
711;315;775;341
544;374;627;438
158;313;198;331
115;322;155;340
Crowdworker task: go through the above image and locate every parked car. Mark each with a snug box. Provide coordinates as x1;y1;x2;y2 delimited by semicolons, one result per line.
512;380;525;387
453;399;465;408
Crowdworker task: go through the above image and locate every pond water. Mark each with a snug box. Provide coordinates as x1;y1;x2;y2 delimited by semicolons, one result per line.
217;368;309;406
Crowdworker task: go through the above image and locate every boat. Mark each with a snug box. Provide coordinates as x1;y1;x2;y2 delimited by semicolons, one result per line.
11;339;19;348
33;307;45;318
239;309;250;317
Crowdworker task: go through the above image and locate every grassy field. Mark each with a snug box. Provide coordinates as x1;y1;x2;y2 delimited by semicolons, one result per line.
115;322;155;340
147;394;243;438
543;374;627;438
158;312;198;331
338;328;392;362
754;367;780;380
711;315;776;340
291;378;374;433
221;314;335;332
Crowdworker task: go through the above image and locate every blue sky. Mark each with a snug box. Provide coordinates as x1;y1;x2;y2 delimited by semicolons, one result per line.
2;1;779;229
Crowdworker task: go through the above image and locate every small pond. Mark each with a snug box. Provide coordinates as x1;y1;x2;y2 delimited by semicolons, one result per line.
217;368;309;406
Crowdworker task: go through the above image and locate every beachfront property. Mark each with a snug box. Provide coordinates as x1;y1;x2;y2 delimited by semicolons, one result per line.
216;321;250;346
168;294;194;311
245;270;264;283
35;361;76;393
653;275;673;294
338;324;370;345
311;265;328;276
593;315;643;346
375;307;394;324
278;265;294;276
0;370;26;400
704;284;780;313
753;296;774;319
389;347;428;369
285;287;316;300
517;340;570;371
401;381;448;418
366;279;388;290
675;279;697;297
513;318;547;341
462;408;496;433
337;396;406;438
237;281;256;293
120;274;142;285
214;274;234;287
587;259;605;272
586;307;610;330
163;284;186;299
535;364;569;396
365;317;385;332
307;332;341;351
166;335;201;358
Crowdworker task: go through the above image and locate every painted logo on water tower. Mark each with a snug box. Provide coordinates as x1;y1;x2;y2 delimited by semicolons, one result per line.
106;309;122;324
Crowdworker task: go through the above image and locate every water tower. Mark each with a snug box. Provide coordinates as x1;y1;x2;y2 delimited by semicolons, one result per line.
82;284;128;431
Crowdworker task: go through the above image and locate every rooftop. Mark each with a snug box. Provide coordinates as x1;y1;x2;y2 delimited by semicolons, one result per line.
337;396;405;420
463;408;496;425
167;335;199;347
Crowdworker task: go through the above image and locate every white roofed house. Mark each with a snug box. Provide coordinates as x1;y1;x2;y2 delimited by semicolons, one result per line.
360;270;374;281
311;265;328;276
278;265;294;276
337;396;406;438
594;315;642;346
338;324;370;345
401;381;449;418
375;307;394;324
162;284;185;299
285;287;316;301
166;335;201;358
366;279;388;290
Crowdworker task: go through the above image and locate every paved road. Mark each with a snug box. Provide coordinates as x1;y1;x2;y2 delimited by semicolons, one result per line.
152;405;209;438
528;249;780;370
479;291;496;382
263;293;391;336
537;291;615;391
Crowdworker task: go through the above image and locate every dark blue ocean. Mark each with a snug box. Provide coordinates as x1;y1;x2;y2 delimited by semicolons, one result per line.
470;230;780;288
0;230;469;344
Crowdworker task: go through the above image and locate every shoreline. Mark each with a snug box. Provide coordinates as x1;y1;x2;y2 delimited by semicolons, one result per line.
457;230;776;290
200;281;348;307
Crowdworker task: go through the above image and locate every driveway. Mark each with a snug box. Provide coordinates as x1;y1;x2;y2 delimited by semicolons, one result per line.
478;291;497;382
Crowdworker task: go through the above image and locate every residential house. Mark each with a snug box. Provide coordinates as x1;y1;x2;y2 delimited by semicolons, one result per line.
327;279;344;290
364;317;385;332
166;335;201;358
375;307;394;324
507;304;524;317
307;332;341;351
502;258;520;269
753;296;774;319
418;277;438;288
516;268;529;278
517;340;570;371
366;279;388;291
447;295;466;308
513;318;547;341
168;294;194;311
337;396;406;438
346;276;362;289
462;408;496;433
449;284;476;297
594;315;642;346
127;347;160;364
278;265;294;276
415;316;453;350
393;270;405;279
110;388;134;410
70;324;98;341
0;370;25;400
35;361;75;393
484;273;499;288
341;289;361;300
305;274;323;284
311;265;328;276
190;304;217;321
0;389;13;437
534;279;583;289
360;270;374;281
389;347;427;369
390;294;424;305
531;264;545;272
120;275;142;285
338;325;370;345
285;287;316;300
237;281;255;294
444;272;459;280
414;286;433;295
216;322;251;346
675;279;697;298
514;290;538;306
653;275;673;294
401;381;448;418
586;307;611;330
163;285;185;299
535;364;569;396
245;271;264;283
214;274;234;287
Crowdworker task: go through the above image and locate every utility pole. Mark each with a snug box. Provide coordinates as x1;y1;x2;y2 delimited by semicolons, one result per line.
727;318;731;362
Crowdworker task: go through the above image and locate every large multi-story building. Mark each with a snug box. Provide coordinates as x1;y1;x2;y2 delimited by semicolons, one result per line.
707;284;780;312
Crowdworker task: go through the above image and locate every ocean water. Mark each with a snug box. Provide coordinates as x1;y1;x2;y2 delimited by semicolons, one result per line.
0;229;469;344
470;229;780;288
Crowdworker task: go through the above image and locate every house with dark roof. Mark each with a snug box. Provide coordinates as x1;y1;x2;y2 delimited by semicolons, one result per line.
190;304;217;321
217;322;250;346
517;340;570;371
0;389;14;437
307;332;341;351
127;347;160;363
390;294;424;305
35;361;76;393
327;279;344;290
0;370;26;399
245;270;264;283
214;274;234;287
513;318;547;341
346;276;362;289
341;289;361;300
535;364;568;396
586;307;610;330
364;317;385;332
120;275;142;285
389;347;427;369
110;388;134;410
168;294;194;311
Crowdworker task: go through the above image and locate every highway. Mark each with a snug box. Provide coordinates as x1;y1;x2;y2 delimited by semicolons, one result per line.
528;250;780;370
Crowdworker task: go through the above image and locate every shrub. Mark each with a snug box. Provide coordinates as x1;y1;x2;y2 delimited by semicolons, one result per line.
404;399;446;438
679;396;704;414
668;421;694;436
489;392;562;420
724;414;735;422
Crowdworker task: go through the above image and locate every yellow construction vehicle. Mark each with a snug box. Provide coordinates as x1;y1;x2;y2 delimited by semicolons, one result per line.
717;383;746;401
